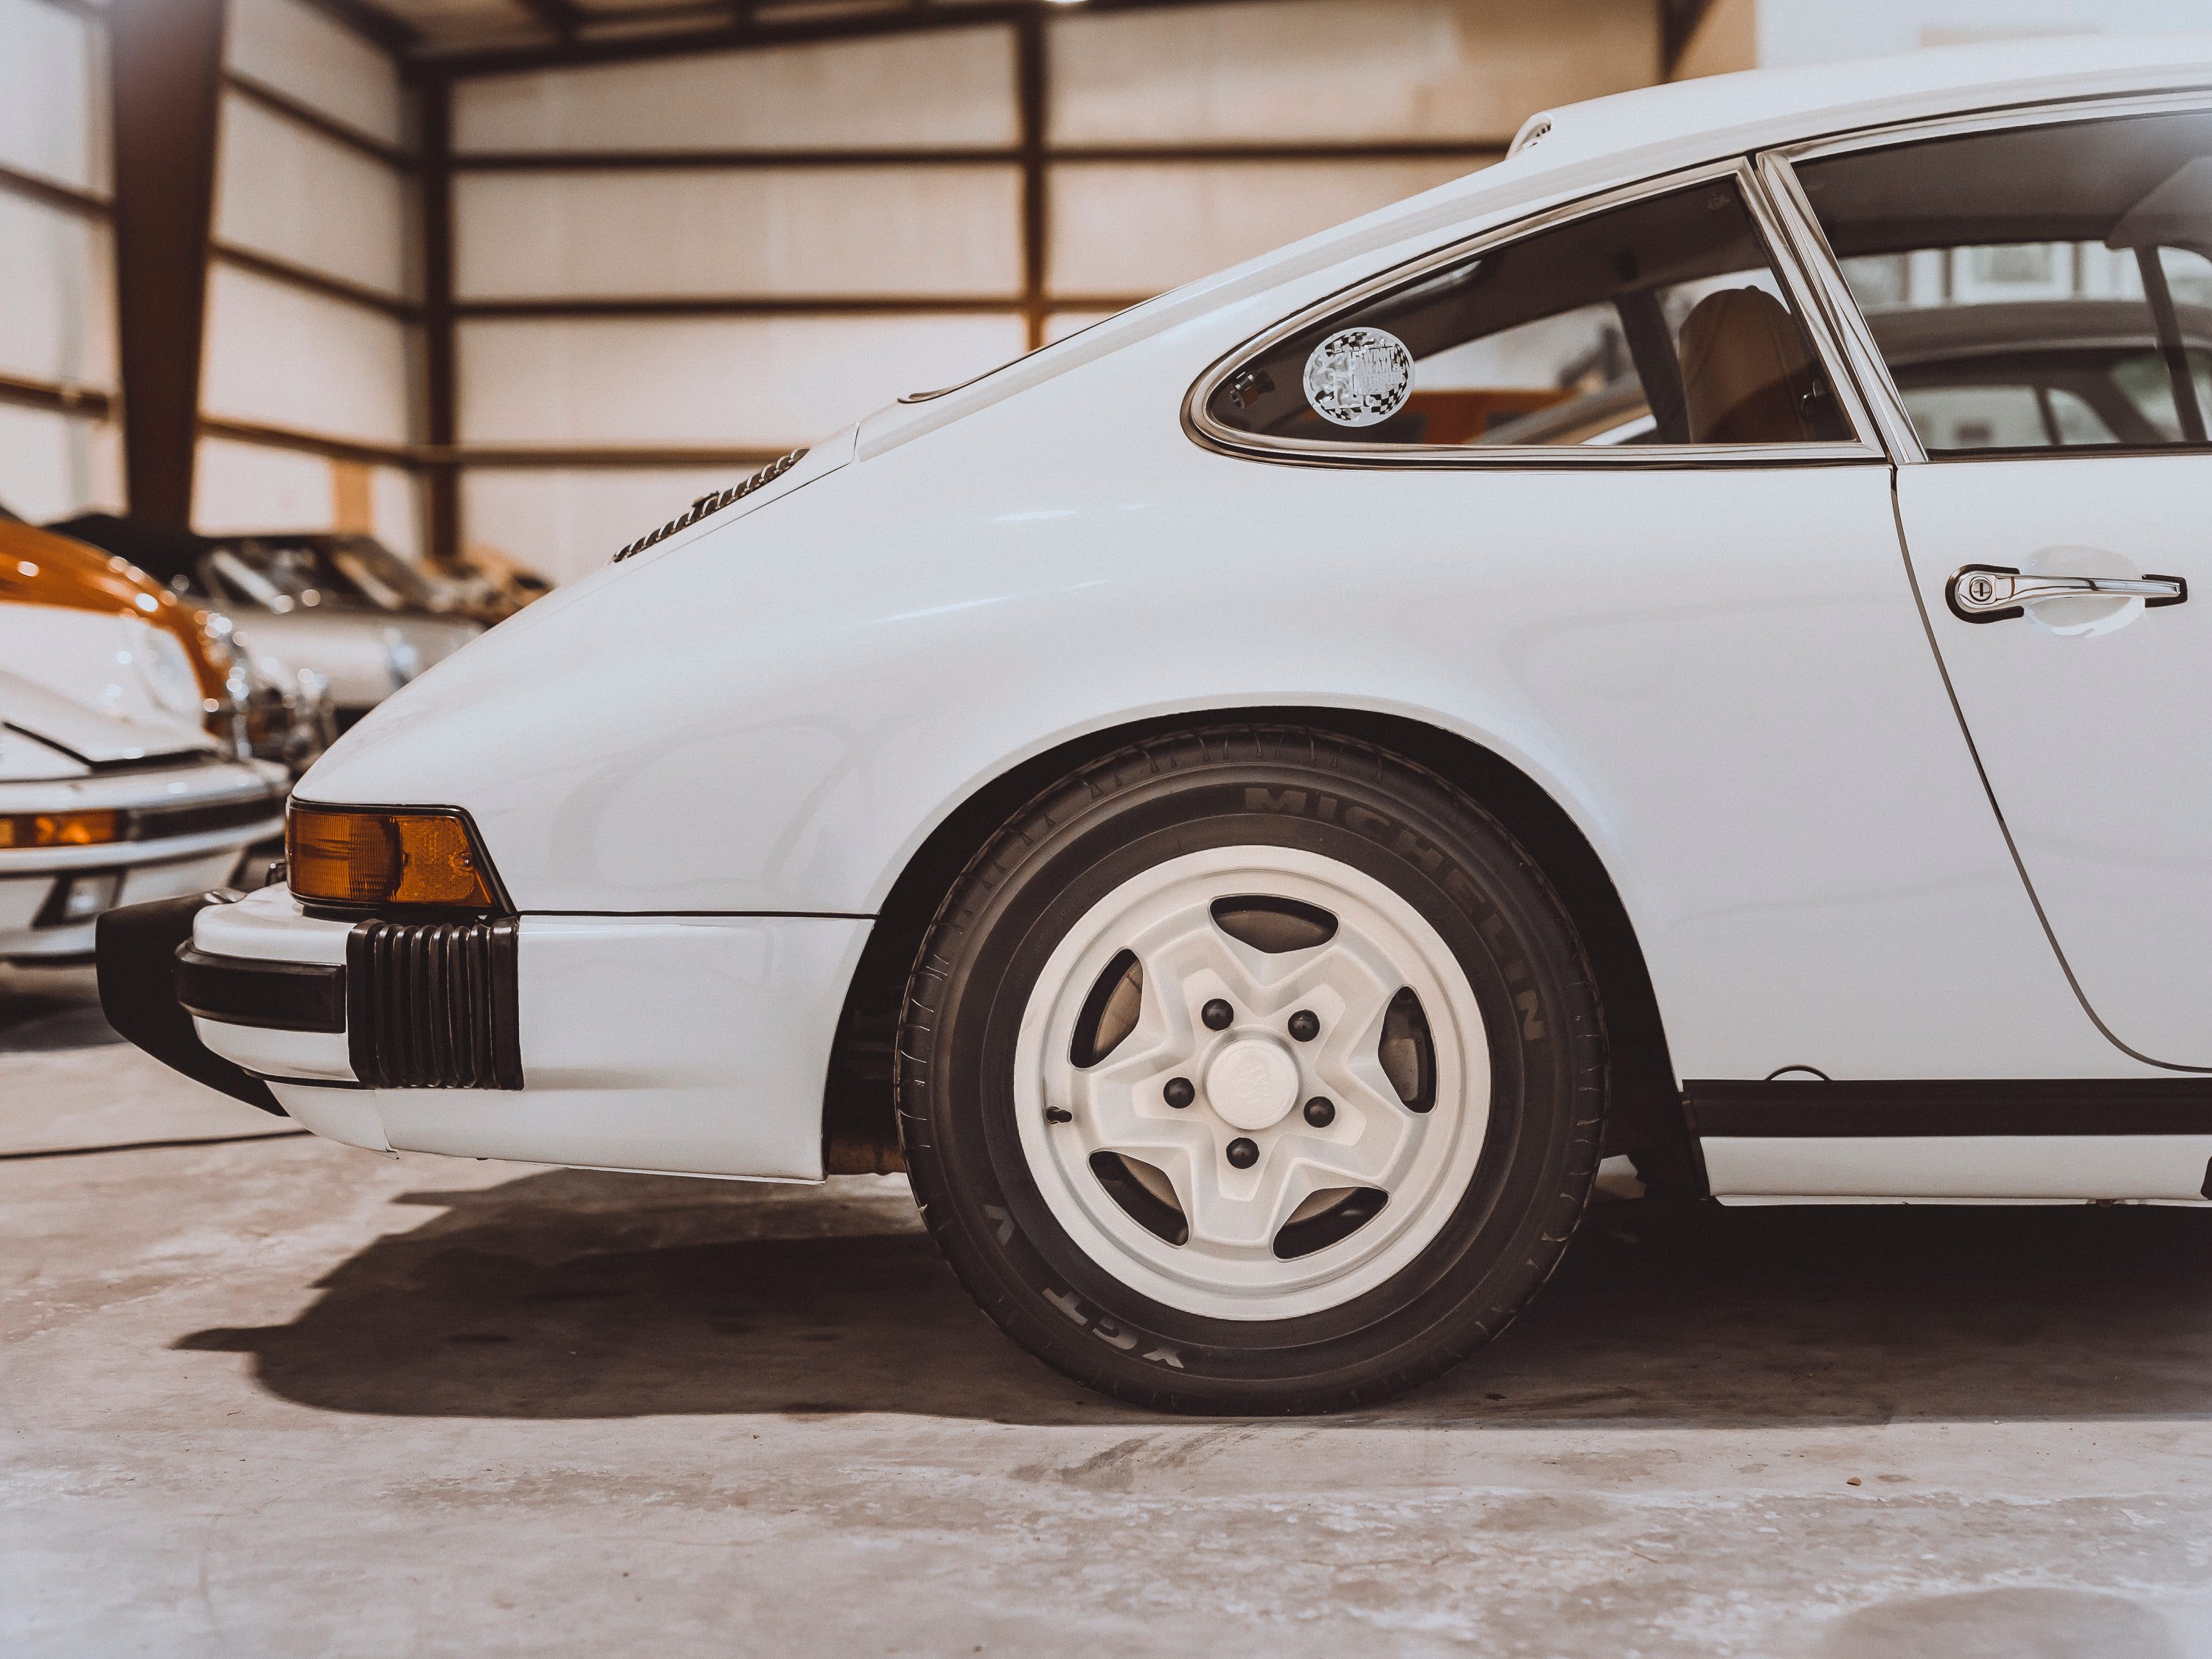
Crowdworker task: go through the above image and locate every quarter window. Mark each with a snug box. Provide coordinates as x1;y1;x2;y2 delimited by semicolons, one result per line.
1206;178;1851;451
1797;108;2212;455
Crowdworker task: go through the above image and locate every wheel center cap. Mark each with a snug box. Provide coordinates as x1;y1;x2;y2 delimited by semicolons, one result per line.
1204;1039;1300;1132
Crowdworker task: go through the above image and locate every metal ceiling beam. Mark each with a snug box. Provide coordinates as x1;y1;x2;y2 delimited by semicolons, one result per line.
446;139;1512;170
416;0;1273;80
224;71;418;168
292;0;420;55
509;0;589;44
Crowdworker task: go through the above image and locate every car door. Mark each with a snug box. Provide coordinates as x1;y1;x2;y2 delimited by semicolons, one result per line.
1785;102;2212;1069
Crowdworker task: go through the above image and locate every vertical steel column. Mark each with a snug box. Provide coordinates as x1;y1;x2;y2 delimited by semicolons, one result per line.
1658;0;1715;78
108;0;227;529
420;75;462;563
1016;7;1048;352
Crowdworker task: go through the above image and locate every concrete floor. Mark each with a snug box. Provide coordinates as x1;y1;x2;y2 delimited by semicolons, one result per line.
5;962;2211;1658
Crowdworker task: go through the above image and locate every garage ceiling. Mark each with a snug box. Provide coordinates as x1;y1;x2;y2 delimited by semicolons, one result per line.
316;0;1712;80
314;0;1287;72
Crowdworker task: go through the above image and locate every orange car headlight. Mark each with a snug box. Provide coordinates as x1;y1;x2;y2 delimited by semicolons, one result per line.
287;806;500;908
0;810;122;849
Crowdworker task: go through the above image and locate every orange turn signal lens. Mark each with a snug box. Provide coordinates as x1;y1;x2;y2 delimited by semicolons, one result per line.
287;807;498;908
0;810;121;849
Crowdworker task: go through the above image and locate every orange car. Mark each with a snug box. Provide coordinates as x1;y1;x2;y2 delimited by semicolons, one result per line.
0;520;296;964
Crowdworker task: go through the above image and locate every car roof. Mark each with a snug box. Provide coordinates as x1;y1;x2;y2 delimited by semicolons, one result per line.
1500;33;2212;191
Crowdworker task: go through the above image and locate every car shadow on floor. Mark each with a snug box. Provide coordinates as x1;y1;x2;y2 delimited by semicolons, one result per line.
0;964;120;1054
177;1166;2212;1425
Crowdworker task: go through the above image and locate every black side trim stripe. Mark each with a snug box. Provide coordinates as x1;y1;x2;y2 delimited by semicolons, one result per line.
1685;1079;2212;1138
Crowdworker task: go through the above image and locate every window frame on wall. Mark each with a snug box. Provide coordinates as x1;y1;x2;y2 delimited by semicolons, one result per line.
1181;156;1887;471
1760;89;2212;470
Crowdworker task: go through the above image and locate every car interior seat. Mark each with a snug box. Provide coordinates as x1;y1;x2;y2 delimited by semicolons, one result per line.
1677;286;1821;444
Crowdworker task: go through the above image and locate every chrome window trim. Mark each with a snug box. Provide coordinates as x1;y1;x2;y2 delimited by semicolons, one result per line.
1762;86;2212;467
1769;86;2212;165
1180;156;1888;471
1756;152;1927;465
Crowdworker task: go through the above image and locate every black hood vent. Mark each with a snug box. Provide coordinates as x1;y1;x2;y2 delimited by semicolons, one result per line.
612;448;808;563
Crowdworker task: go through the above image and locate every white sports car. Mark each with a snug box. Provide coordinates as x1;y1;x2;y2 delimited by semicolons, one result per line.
103;36;2212;1413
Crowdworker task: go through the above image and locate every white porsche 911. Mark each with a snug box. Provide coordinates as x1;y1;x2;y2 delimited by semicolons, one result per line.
103;36;2212;1412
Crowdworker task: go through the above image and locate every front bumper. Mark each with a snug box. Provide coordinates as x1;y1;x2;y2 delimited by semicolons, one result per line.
2;760;285;962
100;884;868;1180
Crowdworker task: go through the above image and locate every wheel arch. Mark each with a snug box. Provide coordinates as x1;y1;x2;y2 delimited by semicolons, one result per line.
820;706;1694;1191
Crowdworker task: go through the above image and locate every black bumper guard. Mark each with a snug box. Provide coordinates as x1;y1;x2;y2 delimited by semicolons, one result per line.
96;894;525;1109
96;893;284;1115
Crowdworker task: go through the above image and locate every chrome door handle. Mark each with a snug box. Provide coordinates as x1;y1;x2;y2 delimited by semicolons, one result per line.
1947;564;2188;623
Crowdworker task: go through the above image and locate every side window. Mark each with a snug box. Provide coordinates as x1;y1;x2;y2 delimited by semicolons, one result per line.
1798;108;2212;455
1205;178;1852;451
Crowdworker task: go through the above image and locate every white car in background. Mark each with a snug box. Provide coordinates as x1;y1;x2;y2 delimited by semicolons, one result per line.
193;533;487;732
0;678;284;964
106;36;2212;1413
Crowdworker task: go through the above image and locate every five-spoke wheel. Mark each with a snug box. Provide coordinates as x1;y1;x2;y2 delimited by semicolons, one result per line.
899;726;1602;1413
1018;846;1488;1320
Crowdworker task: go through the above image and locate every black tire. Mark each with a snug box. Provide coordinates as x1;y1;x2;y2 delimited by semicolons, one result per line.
897;726;1604;1413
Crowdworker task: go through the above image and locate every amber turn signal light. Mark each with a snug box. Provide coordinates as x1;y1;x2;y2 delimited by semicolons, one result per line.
287;806;498;908
0;810;121;849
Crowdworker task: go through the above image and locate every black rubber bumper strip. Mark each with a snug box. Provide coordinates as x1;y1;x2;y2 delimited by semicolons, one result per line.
175;944;346;1033
97;894;283;1116
0;1130;311;1163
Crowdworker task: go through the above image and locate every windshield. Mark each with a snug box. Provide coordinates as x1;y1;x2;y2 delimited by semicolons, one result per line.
199;535;446;614
326;535;444;611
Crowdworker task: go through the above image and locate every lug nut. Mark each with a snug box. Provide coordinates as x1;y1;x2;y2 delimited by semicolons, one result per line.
1164;1077;1194;1109
1225;1137;1259;1169
1303;1096;1335;1127
1201;998;1234;1031
1287;1009;1319;1042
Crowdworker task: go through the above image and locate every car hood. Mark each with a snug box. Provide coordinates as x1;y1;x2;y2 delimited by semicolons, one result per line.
0;668;220;778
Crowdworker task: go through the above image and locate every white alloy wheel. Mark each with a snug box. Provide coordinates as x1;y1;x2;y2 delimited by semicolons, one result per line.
1014;844;1490;1321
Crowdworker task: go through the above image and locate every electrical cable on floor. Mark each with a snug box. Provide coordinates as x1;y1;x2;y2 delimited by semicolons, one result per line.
0;1130;313;1162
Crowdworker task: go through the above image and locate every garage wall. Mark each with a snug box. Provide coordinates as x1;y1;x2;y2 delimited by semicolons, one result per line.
1765;0;2211;62
0;0;1662;581
0;0;121;522
449;26;1030;578
1677;0;2209;77
197;0;422;556
448;0;1660;585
